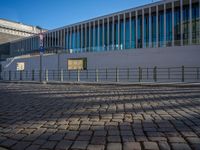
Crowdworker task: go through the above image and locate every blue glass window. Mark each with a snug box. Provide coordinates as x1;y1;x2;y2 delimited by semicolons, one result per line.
159;11;164;47
120;19;124;50
174;6;181;46
104;22;107;51
137;15;142;48
192;2;199;44
144;14;149;48
183;5;189;45
114;20;118;50
125;18;130;49
131;17;136;48
151;13;157;47
166;9;172;46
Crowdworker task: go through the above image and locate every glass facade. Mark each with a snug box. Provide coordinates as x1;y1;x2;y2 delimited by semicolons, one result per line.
10;0;200;56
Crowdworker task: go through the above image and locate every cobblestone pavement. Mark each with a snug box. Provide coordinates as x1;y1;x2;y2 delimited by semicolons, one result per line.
0;83;200;150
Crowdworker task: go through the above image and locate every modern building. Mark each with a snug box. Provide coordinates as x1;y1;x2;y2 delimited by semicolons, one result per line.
0;0;200;81
0;19;46;61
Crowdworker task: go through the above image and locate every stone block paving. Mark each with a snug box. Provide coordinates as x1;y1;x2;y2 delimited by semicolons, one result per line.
0;83;200;150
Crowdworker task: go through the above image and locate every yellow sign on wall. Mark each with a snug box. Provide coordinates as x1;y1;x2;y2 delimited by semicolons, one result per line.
16;62;25;71
68;58;87;70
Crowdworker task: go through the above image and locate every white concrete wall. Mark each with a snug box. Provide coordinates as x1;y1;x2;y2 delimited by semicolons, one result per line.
1;45;200;82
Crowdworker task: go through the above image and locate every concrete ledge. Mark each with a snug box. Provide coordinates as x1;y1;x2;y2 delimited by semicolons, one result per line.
1;80;200;87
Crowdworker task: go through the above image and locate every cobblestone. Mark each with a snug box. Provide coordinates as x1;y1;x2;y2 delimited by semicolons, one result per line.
0;83;200;150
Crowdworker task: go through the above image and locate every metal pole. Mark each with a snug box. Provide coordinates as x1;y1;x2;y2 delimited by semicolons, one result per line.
182;66;185;82
96;68;99;82
9;70;11;81
60;69;63;82
39;53;42;82
197;67;199;80
32;70;35;81
154;66;157;82
106;68;108;80
116;67;119;82
138;67;141;82
127;68;130;80
77;69;80;82
45;69;48;82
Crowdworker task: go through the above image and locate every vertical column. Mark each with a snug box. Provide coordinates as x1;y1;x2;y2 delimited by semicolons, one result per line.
156;5;159;47
65;28;68;51
180;0;183;46
64;28;66;50
98;20;100;51
199;0;200;44
102;19;105;51
107;17;109;50
149;7;152;48
164;4;166;47
136;11;138;48
58;30;60;47
51;32;53;47
112;16;115;50
189;0;192;45
129;12;132;49
69;27;72;51
142;9;145;48
89;22;91;52
81;24;83;52
118;15;120;50
46;33;48;48
93;21;96;51
172;2;175;46
85;24;87;52
124;13;126;49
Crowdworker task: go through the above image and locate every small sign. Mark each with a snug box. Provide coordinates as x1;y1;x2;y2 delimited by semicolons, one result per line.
16;62;25;71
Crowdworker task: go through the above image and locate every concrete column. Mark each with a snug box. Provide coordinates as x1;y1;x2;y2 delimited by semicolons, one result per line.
89;22;91;52
107;17;109;50
164;4;166;47
149;7;152;48
85;24;87;52
63;29;66;50
112;16;115;50
118;15;120;50
98;20;100;51
129;12;132;49
180;0;183;46
172;2;175;46
81;24;83;52
189;0;192;45
136;11;138;48
51;32;53;47
93;21;96;51
142;9;145;48
102;19;105;51
124;13;126;49
69;27;72;51
199;0;200;44
156;6;159;47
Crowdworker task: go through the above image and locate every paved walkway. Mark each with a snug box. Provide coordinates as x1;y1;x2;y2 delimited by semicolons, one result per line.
0;83;200;150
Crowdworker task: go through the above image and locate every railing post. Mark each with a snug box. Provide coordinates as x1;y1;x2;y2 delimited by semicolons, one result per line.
14;71;17;80
69;70;71;80
26;70;28;80
168;68;171;80
20;71;22;80
53;70;55;80
32;70;35;81
197;67;199;80
138;67;141;82
77;69;80;82
96;68;99;82
9;70;11;81
60;69;63;82
182;66;185;82
86;69;88;80
153;66;157;82
127;68;130;80
147;68;149;80
116;67;119;82
105;68;108;80
45;69;48;82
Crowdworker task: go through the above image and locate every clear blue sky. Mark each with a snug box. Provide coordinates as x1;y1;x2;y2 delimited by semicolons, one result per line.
0;0;160;30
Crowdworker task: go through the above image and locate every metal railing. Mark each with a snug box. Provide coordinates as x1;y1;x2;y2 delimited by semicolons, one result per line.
1;66;200;83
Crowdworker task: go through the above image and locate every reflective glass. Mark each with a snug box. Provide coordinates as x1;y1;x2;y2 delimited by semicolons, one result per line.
183;5;189;45
114;20;118;50
131;17;136;48
125;18;130;49
151;13;157;47
144;14;149;48
166;9;172;46
120;19;124;50
159;11;164;47
192;2;199;44
138;15;142;48
174;6;181;46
